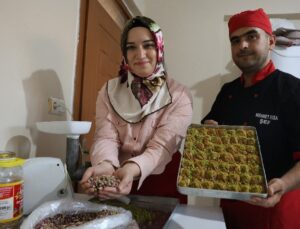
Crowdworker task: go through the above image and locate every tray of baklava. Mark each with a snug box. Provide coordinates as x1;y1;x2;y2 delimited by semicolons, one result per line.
177;124;268;200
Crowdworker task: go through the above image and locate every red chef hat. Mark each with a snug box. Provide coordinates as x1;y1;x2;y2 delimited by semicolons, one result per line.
228;8;272;35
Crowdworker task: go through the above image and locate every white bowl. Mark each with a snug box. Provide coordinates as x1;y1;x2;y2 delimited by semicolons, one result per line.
36;121;92;135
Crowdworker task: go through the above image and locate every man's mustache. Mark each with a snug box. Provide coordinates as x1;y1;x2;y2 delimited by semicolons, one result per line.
237;50;254;57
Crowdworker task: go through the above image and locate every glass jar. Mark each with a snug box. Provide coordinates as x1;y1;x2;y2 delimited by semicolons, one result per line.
0;151;24;229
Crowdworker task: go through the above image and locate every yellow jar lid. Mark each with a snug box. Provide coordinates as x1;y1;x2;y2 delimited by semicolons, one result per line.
0;158;25;167
0;151;15;159
0;152;25;167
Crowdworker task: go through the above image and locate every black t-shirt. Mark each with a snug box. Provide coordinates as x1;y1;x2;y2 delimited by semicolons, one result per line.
202;70;300;180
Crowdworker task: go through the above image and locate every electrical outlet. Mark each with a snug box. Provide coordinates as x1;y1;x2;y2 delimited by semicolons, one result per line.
48;97;66;115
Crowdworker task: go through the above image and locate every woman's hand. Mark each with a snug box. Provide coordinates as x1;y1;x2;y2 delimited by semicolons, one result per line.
247;178;286;208
95;162;141;200
80;161;115;195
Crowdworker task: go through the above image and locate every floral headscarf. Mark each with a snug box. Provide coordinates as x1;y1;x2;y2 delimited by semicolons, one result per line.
107;16;171;123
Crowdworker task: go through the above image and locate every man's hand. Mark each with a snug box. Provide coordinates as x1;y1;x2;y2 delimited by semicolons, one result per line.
247;178;286;208
203;119;218;125
248;161;300;207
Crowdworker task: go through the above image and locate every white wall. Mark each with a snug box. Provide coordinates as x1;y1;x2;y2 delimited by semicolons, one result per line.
0;0;80;159
133;0;300;206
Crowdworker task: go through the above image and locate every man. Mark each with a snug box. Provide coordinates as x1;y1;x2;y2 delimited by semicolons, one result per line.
202;8;300;229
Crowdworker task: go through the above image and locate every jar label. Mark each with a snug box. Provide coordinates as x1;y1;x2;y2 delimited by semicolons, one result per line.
0;181;23;223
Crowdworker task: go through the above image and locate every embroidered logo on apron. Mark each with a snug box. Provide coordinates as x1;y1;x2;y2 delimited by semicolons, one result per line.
255;113;278;125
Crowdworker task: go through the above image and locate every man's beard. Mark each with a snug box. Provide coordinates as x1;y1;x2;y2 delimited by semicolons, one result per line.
234;51;269;74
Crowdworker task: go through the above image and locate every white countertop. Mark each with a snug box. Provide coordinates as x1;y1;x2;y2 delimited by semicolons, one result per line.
164;204;226;229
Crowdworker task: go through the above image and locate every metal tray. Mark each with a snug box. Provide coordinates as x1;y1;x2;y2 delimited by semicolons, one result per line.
177;124;268;201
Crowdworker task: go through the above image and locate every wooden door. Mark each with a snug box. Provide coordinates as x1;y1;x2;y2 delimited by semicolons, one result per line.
74;0;130;150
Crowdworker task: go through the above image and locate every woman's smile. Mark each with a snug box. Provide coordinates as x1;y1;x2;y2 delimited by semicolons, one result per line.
135;60;150;66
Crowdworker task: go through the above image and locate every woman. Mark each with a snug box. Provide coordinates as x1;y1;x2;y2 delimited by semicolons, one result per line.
80;16;193;203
